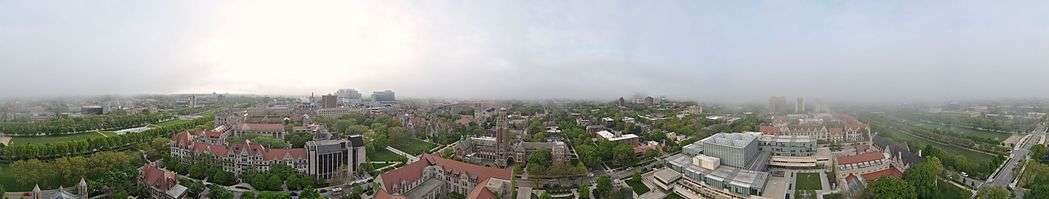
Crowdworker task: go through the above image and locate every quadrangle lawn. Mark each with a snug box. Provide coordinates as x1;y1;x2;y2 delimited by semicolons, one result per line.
389;138;438;155
795;172;822;191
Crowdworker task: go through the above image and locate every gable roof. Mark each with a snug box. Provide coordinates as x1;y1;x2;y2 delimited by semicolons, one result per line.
861;167;903;182
377;154;511;199
837;150;884;165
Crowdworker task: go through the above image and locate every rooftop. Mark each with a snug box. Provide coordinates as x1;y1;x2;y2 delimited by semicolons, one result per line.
702;132;759;148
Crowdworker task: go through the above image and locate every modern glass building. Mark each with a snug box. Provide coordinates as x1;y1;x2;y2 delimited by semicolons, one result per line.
699;133;760;168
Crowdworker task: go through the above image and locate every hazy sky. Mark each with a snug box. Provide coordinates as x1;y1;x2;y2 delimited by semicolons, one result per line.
2;1;1048;102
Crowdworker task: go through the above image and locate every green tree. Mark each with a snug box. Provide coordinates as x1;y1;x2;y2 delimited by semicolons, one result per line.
209;186;234;199
866;176;916;199
539;192;552;199
299;186;322;199
1033;144;1047;162
977;186;1010;199
267;175;284;191
596;176;613;198
242;191;257;199
528;150;552;173
578;181;591;199
904;157;942;199
575;144;601;168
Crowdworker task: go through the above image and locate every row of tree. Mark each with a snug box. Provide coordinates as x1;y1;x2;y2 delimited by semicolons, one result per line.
241;164;316;192
8;151;143;195
0;114;212;160
0;113;171;136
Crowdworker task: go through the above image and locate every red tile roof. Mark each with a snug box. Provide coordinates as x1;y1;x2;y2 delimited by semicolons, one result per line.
829;127;844;136
861;167;903;182
140;163;177;191
191;143;228;155
465;179;498;199
837;150;884;165
760;125;780;134
230;142;268;156
204;130;225;138
263;148;306;160
377;154;511;199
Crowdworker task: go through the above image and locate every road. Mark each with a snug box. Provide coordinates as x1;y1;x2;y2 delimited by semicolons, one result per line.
987;124;1046;186
979;122;1047;199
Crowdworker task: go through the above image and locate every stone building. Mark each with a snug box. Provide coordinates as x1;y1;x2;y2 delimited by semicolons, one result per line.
375;154;513;199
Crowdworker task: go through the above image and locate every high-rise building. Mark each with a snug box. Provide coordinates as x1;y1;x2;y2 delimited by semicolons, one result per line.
795;97;806;113
305;135;366;182
336;89;362;99
768;96;787;114
372;90;396;102
321;94;338;108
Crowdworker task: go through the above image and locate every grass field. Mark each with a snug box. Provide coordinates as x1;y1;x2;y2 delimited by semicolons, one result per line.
9;131;117;145
908;120;1009;142
368;148;407;162
938;179;970;198
880;125;996;165
389;138;437;155
795;172;822;191
626;177;649;195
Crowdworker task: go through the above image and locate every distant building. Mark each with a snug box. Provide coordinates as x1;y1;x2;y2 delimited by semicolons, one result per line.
795;97;806;113
372;90;396;102
81;106;104;115
321;94;338;108
336;89;362;99
768;96;787;114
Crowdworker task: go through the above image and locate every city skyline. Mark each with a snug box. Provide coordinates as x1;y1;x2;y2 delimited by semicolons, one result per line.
2;1;1049;102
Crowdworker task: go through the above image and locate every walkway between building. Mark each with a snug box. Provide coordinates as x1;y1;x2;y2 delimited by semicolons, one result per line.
386;146;418;162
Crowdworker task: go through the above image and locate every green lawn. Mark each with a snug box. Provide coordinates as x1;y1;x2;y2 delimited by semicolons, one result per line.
389;138;437;155
9;131;116;145
626;177;649;195
938;179;970;198
908;120;1009;142
368;148;407;162
794;172;822;191
879;125;997;166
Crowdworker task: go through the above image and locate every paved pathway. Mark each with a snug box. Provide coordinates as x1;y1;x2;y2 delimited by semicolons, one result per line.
386;146;418;162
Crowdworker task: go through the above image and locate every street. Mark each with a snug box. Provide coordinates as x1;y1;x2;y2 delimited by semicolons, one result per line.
981;123;1047;198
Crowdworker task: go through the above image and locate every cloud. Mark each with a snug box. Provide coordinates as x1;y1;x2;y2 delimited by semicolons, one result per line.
1;0;1047;102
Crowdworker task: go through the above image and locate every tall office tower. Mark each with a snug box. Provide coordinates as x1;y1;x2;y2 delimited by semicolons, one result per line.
372;90;396;102
795;97;806;113
768;96;787;114
336;89;362;99
321;94;338;108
